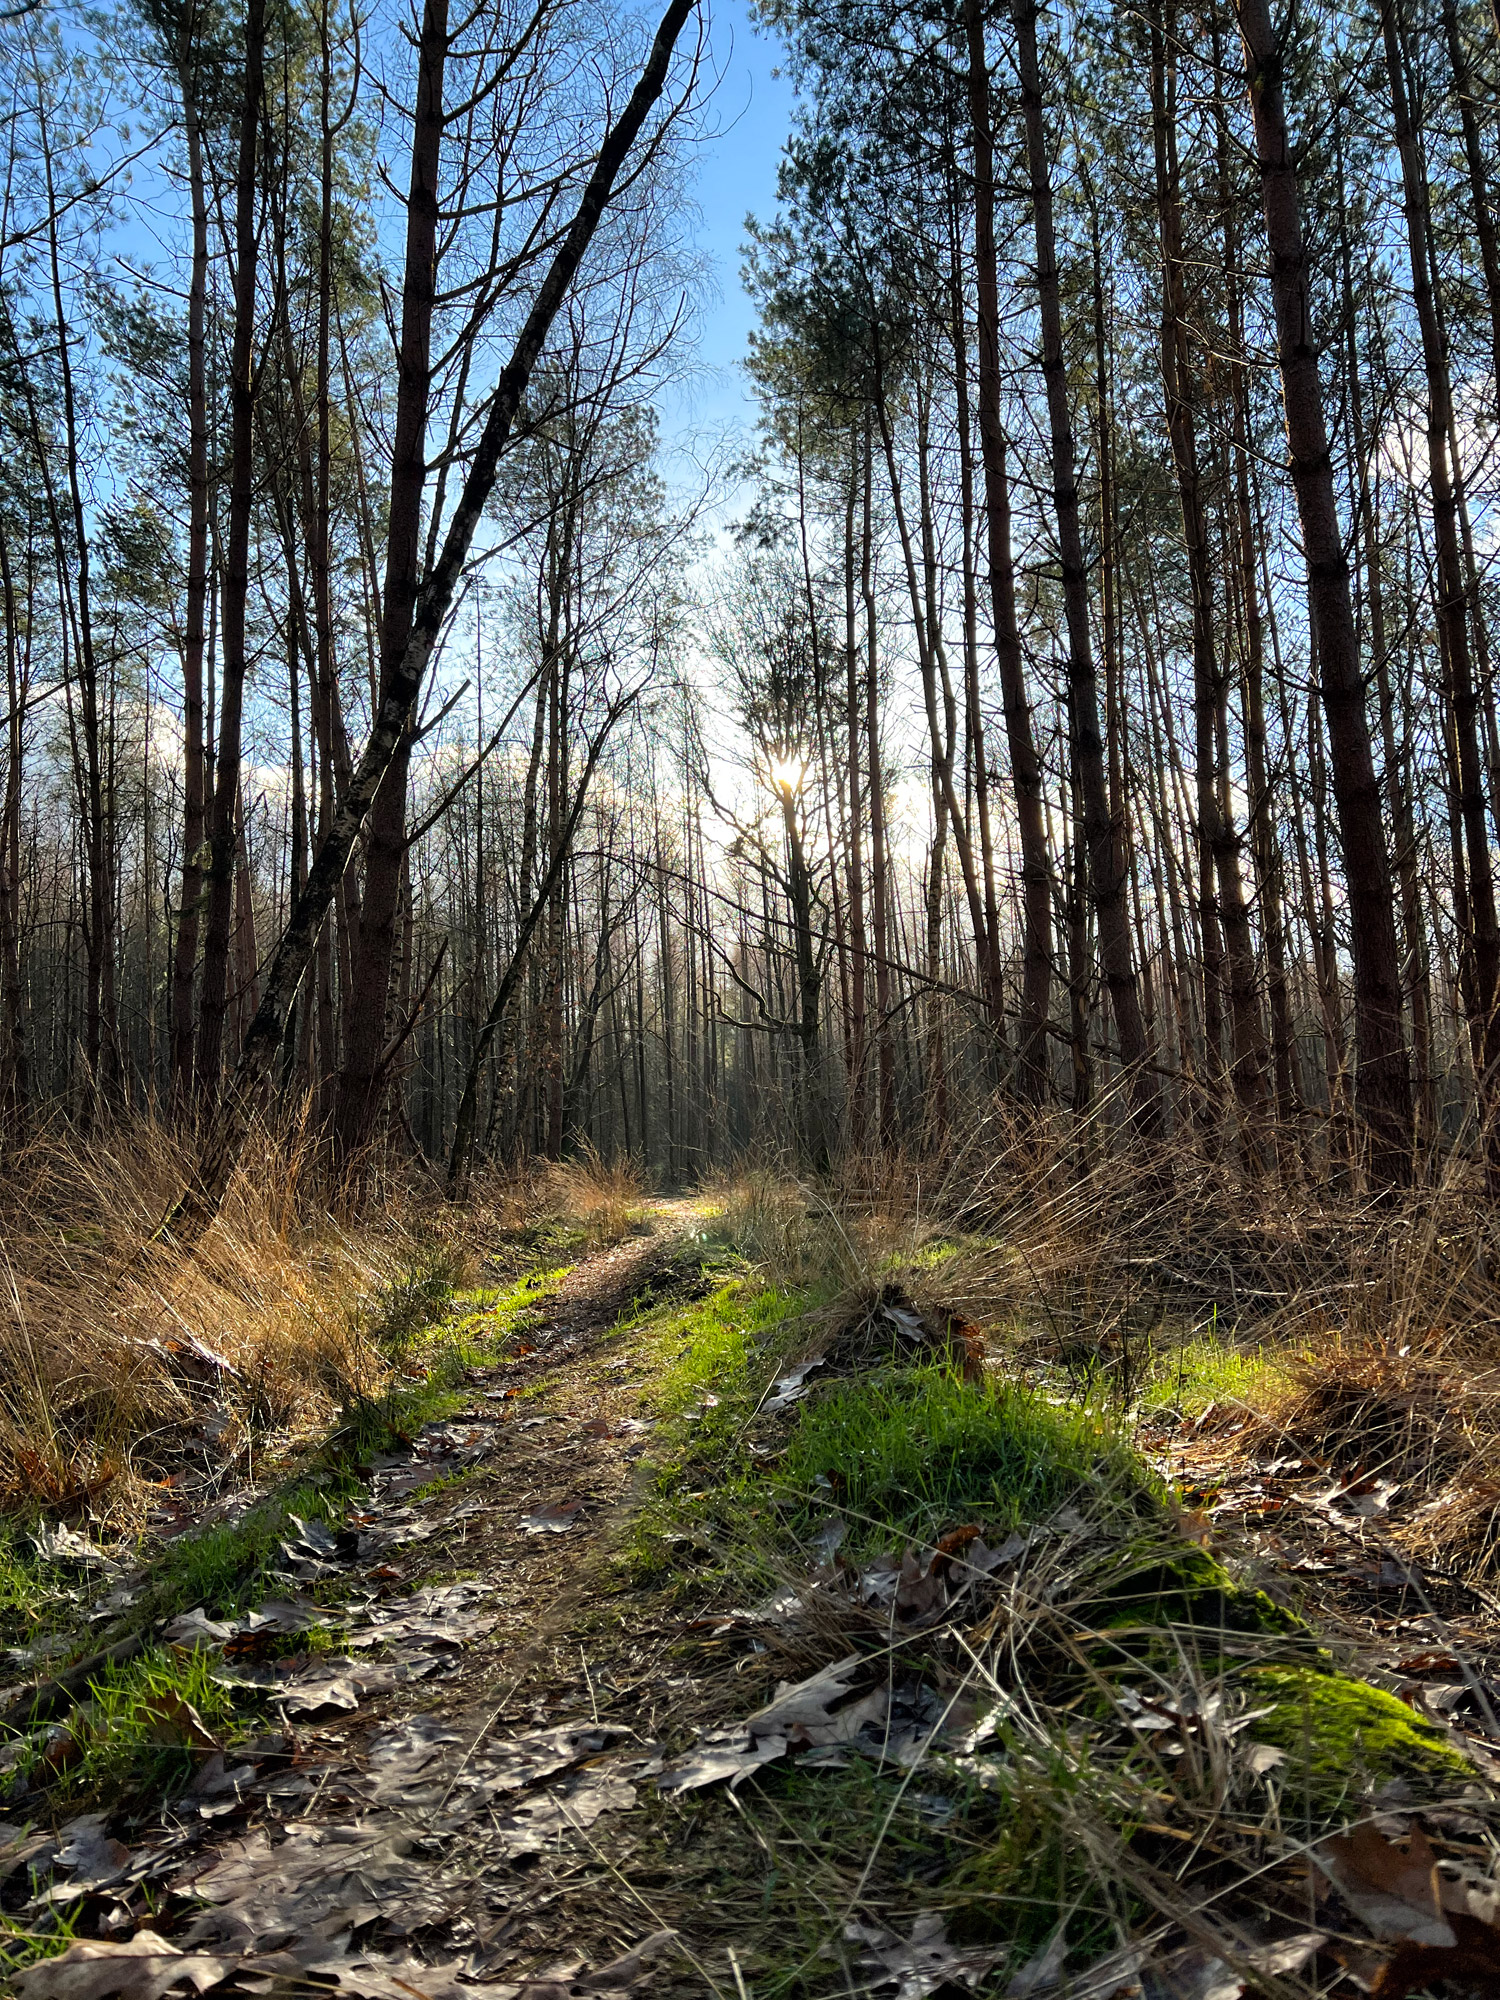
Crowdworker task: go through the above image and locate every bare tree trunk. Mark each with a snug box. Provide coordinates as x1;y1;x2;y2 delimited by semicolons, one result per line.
0;522;27;1125
964;0;1052;1100
1011;0;1153;1119
1231;0;1412;1180
1440;0;1500;411
863;417;895;1145
1148;6;1266;1145
1379;0;1500;1165
842;443;868;1148
196;0;266;1095
37;85;115;1107
171;21;210;1107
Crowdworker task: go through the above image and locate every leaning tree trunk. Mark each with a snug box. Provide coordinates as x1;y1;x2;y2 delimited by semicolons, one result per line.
334;0;450;1161
175;0;700;1230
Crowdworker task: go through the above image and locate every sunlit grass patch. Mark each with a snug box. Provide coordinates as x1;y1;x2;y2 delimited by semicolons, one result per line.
1138;1330;1299;1420
652;1281;807;1417
781;1364;1144;1548
621;1278;812;1586
11;1643;240;1815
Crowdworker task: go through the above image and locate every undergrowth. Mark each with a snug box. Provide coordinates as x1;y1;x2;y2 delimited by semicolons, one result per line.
0;1241;570;1821
611;1177;1492;1992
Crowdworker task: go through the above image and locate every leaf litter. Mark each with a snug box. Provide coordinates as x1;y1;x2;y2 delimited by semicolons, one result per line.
0;1246;695;2000
24;1230;1500;2000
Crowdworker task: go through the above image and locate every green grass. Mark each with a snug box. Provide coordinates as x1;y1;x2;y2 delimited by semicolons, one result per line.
781;1365;1145;1547
619;1277;811;1586
0;1528;82;1652
0;1902;84;1979
13;1644;240;1813
1138;1332;1297;1420
652;1280;807;1417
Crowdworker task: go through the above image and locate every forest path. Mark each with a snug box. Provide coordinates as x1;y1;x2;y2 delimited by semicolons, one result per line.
12;1200;725;1997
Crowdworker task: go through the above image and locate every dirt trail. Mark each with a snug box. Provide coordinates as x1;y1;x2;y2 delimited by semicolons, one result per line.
12;1205;718;1998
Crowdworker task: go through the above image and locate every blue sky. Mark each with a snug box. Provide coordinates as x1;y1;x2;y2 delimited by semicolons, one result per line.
686;0;797;433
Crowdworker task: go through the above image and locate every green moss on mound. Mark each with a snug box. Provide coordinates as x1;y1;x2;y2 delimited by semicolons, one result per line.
1245;1665;1471;1807
1091;1543;1306;1642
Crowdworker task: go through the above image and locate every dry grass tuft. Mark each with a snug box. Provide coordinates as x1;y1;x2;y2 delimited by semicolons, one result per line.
0;1111;480;1527
914;1111;1500;1577
544;1144;646;1246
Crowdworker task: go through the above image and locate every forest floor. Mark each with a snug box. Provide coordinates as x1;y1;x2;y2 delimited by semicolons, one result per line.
6;1188;1500;1999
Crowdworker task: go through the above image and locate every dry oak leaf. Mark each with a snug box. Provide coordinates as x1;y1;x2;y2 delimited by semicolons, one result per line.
520;1502;584;1535
1316;1823;1457;1947
12;1934;232;2000
1371;1913;1500;1998
1316;1821;1500;1998
482;1928;675;1998
140;1693;219;1754
653;1655;889;1792
848;1912;1000;2000
1318;1816;1500;1994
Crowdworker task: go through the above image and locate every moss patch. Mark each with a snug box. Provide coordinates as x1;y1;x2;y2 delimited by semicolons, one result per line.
1245;1665;1471;1812
1088;1542;1306;1644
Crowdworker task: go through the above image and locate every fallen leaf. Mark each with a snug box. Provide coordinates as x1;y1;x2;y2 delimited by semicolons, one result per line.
180;1820;460;1953
1006;1922;1067;1995
482;1930;676;1999
893;1550;947;1628
851;1912;1000;1999
54;1814;131;1884
488;1767;638;1852
159;1610;235;1649
1145;1934;1325;2000
12;1934;232;2000
1372;1912;1500;1998
961;1530;1032;1575
30;1526;123;1576
140;1693;218;1753
652;1725;788;1794
746;1654;888;1747
763;1356;827;1412
1315;1824;1453;1946
520;1502;584;1534
1394;1652;1461;1677
279;1674;363;1718
1242;1741;1286;1775
808;1515;846;1560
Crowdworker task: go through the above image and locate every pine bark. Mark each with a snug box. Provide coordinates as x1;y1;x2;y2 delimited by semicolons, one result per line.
1231;0;1412;1179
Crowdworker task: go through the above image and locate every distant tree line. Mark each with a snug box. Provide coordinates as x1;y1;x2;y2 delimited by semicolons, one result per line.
3;0;1500;1195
